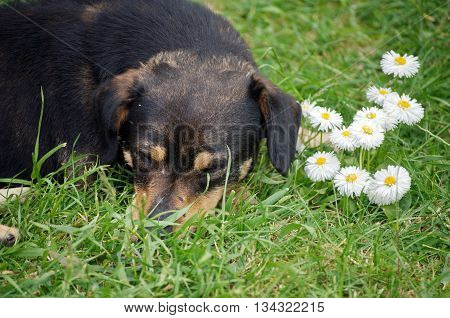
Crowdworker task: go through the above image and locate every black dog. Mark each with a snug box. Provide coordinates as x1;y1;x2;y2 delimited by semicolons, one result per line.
0;0;301;243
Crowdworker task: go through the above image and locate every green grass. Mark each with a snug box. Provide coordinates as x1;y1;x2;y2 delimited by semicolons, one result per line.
1;0;449;297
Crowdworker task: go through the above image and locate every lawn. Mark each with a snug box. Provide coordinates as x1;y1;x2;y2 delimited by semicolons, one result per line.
0;0;448;297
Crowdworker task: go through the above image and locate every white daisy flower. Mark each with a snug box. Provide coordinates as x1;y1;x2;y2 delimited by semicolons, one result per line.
366;85;392;106
366;165;411;206
310;107;343;132
305;151;340;182
383;93;424;125
330;126;356;151
380;50;420;78
300;99;318;118
383;111;399;131
333;166;371;197
354;107;387;129
350;120;385;150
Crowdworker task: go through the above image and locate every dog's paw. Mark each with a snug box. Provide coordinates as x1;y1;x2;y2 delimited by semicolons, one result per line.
0;226;20;247
2;233;17;246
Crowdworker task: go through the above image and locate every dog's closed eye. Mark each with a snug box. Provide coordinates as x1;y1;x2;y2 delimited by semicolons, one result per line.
137;150;156;171
202;159;227;175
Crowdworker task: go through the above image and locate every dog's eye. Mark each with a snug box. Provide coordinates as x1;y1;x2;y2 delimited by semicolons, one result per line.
203;159;227;174
138;150;149;160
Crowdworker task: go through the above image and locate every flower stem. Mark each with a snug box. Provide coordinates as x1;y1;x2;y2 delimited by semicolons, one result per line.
416;124;450;147
332;185;341;226
345;196;349;219
367;150;371;170
359;149;365;169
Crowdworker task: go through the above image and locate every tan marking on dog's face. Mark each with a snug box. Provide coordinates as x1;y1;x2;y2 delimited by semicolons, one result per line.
174;186;224;230
130;173;224;226
131;177;195;221
194;151;213;171
239;158;253;181
131;186;152;221
131;175;170;221
150;145;167;162
170;183;194;210
194;186;224;211
123;150;133;167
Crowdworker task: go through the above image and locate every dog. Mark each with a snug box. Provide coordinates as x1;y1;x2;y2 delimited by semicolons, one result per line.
0;0;301;245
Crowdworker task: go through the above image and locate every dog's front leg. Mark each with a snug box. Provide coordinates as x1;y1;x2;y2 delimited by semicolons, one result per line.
0;187;28;247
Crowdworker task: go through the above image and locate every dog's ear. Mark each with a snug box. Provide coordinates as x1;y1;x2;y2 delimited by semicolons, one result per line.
250;73;301;176
94;69;140;137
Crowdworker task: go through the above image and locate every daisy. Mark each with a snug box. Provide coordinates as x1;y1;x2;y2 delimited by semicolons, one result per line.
333;166;371;197
366;165;411;206
383;93;424;125
305;151;340;182
380;50;420;78
330;126;356;151
383;111;399;131
353;107;387;129
350;120;385;150
366;85;392;106
300;99;318;118
310;106;343;132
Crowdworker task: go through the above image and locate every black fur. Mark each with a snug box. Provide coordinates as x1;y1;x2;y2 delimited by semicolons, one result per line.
0;0;301;215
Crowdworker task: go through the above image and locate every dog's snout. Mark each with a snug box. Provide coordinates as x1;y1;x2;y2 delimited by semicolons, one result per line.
147;195;175;221
145;195;178;235
155;195;165;205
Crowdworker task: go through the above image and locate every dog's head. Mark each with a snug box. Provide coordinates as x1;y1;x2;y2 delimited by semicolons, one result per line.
94;51;301;224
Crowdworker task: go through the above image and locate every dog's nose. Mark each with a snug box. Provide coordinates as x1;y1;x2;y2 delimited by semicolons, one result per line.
147;195;171;219
146;195;175;234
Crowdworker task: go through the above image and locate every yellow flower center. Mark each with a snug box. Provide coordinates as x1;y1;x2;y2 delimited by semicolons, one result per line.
362;125;373;135
378;89;389;95
342;130;350;137
394;56;407;65
397;100;410;109
345;173;358;183
321;112;330;120
316;157;327;166
366;112;377;119
384;176;396;186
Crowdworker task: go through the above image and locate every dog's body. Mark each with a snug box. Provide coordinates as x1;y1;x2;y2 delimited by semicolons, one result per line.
0;0;301;245
0;0;255;177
